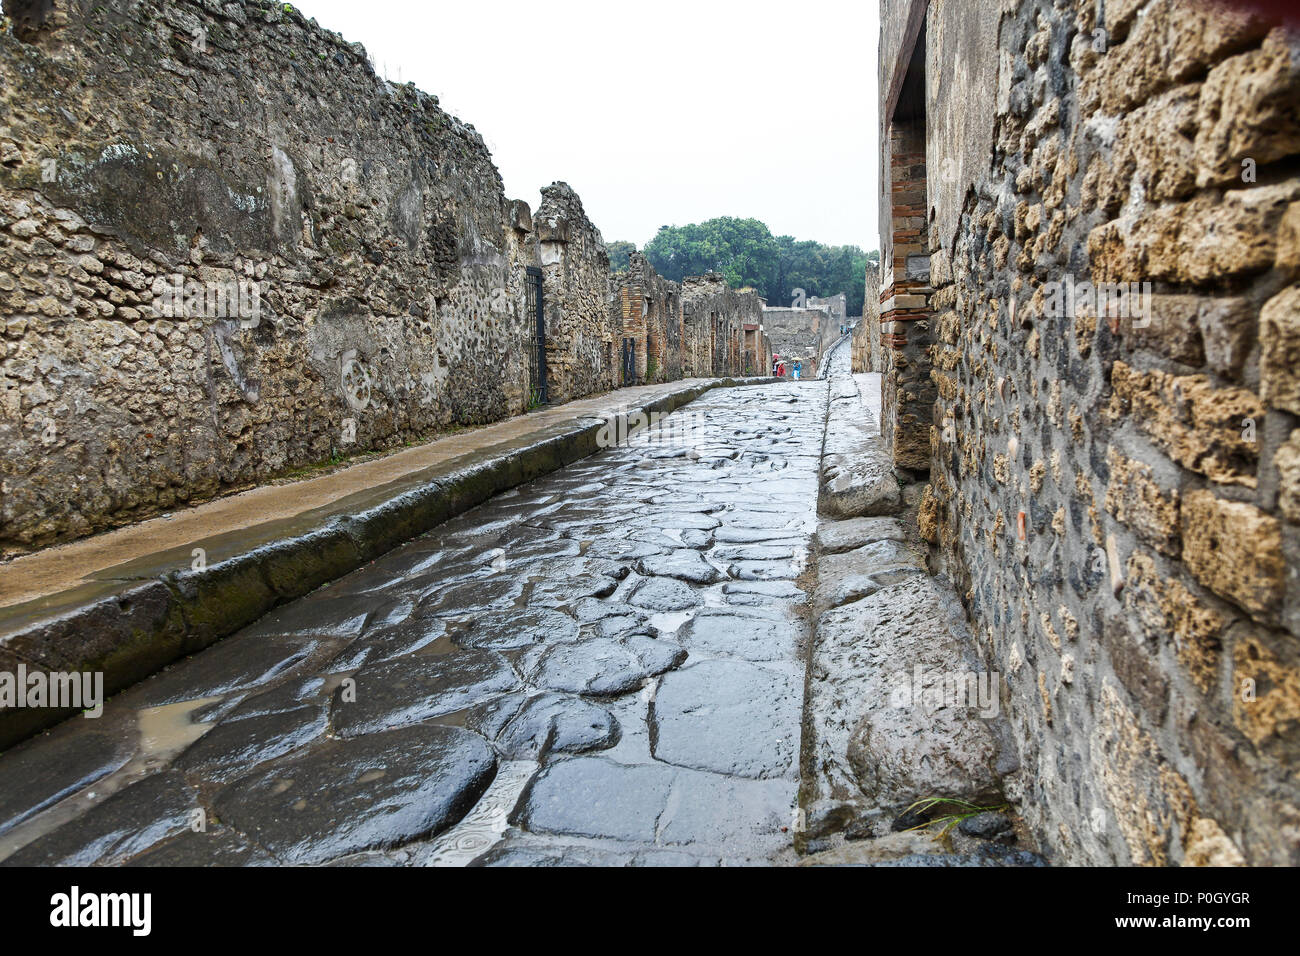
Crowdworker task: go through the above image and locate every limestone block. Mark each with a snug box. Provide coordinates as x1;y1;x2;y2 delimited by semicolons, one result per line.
1232;631;1300;746
1260;284;1300;415
1181;490;1285;620
1104;447;1182;556
1195;29;1300;189
1109;362;1262;487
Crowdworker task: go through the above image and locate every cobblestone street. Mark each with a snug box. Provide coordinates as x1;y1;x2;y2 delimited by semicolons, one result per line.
0;375;832;867
2;0;1296;896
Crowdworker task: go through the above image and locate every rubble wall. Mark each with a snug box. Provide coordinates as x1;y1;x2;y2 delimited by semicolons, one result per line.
0;0;527;553
897;0;1300;865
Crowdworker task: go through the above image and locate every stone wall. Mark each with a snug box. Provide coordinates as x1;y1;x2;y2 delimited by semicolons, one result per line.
808;293;848;330
532;183;612;404
607;259;765;384
763;306;825;375
611;252;678;385
0;0;531;555
852;260;881;372
0;1;762;557
681;273;767;378
886;0;1300;865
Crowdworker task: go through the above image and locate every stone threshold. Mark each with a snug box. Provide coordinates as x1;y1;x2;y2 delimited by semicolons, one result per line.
0;376;772;749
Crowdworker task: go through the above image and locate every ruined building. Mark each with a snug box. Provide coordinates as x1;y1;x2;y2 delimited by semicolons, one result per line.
0;0;766;556
878;0;1300;864
852;260;881;373
763;295;849;378
680;272;769;378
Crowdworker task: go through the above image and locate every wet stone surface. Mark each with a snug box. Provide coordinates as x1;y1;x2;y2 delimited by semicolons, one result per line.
0;379;828;867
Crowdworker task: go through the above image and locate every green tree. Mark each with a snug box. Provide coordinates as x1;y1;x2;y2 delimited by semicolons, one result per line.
643;217;876;316
644;217;779;291
605;240;637;273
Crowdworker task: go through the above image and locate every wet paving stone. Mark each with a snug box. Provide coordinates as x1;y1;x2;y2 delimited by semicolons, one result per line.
656;770;794;854
134;633;323;708
0;724;133;837
123;826;277;867
526;636;683;696
721;579;806;600
469;840;634;867
815;516;909;554
0;377;833;867
452;608;579;651
212;724;496;864
513;757;674;843
241;593;411;640
727;558;802;581
207;676;327;723
174;704;329;782
635;550;724;584
571;597;653;635
679;609;799;662
326;615;450;671
421;576;527;617
651;659;801;779
648;512;722;531
332;650;517;738
627;576;701;611
494;694;620;760
527;574;620;608
4;771;198;866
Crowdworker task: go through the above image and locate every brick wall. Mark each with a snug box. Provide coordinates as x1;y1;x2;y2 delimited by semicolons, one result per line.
880;92;937;472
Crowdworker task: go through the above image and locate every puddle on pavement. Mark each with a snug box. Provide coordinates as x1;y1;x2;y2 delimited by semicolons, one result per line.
137;696;222;762
431;707;470;729
416;760;537;866
649;610;695;636
0;695;220;862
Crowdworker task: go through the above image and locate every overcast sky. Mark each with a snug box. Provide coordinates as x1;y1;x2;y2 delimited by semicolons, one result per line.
293;0;880;252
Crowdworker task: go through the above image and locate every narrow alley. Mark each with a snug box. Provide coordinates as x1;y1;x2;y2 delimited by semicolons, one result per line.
1;368;835;866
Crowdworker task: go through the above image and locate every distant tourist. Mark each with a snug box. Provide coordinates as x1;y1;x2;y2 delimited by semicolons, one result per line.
793;361;802;380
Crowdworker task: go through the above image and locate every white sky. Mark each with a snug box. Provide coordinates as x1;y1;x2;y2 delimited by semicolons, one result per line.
293;0;880;251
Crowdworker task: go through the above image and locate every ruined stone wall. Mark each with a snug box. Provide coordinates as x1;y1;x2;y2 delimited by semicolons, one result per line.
681;306;711;378
763;306;824;376
905;0;1300;865
0;0;530;554
533;183;613;403
852;260;881;372
808;293;847;329
611;252;680;385
603;262;761;383
682;273;763;377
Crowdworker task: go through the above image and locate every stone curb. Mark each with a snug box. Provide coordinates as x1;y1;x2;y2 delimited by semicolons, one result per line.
0;376;773;750
816;355;902;518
